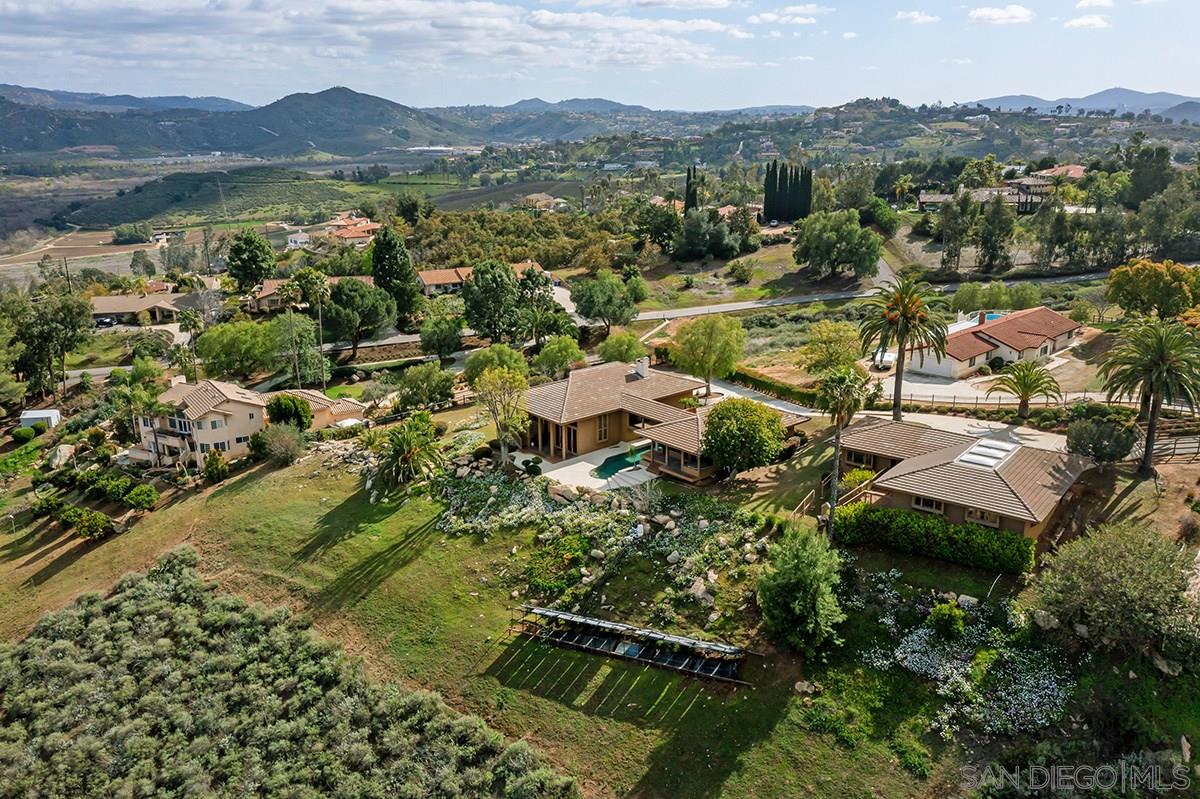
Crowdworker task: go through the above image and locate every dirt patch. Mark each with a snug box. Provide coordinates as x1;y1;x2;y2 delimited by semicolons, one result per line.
1047;327;1111;393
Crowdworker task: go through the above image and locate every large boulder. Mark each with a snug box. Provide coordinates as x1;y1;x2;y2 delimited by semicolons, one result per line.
47;444;75;469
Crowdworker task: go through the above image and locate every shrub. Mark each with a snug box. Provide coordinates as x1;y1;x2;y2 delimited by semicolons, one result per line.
93;444;116;465
756;528;846;658
926;602;966;639
987;356;1006;372
838;468;875;493
203;449;230;483
73;508;114;539
31;496;63;518
729;367;819;406
263;423;306;465
701;398;786;475
266;394;314;430
833;502;1036;574
728;260;753;284
88;473;134;503
55;505;85;528
525;456;543;476
1066;418;1138;468
30;421;48;436
472;445;494;461
11;427;34;444
86;427;107;448
248;430;269;461
122;484;160;511
525;533;588;595
976;364;992;376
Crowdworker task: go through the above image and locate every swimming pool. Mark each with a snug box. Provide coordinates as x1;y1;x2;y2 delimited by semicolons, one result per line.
590;445;650;479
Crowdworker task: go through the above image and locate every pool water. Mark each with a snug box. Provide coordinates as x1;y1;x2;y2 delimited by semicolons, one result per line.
590;446;649;479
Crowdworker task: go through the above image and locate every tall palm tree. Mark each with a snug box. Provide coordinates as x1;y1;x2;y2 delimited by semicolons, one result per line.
1100;319;1200;476
986;361;1063;418
814;366;870;538
277;280;304;389
859;276;948;422
176;308;203;383
892;174;913;204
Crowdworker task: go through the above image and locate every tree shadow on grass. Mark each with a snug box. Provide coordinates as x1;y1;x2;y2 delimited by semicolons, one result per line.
292;489;408;564
310;515;439;612
27;536;100;586
1;518;65;564
484;636;792;799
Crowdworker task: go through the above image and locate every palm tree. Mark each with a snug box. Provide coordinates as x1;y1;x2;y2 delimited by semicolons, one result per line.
986;361;1063;418
813;366;870;538
1100;319;1200;476
132;390;170;467
892;174;913;204
374;416;444;491
859;276;948;422
277;280;304;388
176;308;202;383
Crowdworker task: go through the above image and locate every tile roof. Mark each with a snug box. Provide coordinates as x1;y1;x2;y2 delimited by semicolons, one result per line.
417;261;546;287
523;362;704;424
89;293;201;315
873;439;1088;522
253;275;372;300
158;379;266;420
941;307;1081;361
839;418;975;462
641;403;806;454
266;388;366;416
1034;164;1086;180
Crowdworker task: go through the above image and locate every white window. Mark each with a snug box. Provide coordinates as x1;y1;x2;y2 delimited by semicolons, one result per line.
235;435;250;444
141;416;151;427
195;420;206;430
199;443;211;454
211;418;223;430
966;508;1001;528
1039;345;1049;356
911;495;944;515
597;414;609;443
845;450;874;468
968;356;977;367
216;441;228;452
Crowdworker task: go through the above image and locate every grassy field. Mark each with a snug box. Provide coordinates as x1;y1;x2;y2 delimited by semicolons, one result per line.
638;244;864;312
64;330;143;369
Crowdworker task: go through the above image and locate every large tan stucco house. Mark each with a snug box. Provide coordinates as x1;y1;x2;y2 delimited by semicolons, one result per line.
838;417;1089;538
523;360;805;483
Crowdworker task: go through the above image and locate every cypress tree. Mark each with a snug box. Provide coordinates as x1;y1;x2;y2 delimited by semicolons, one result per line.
798;166;813;219
790;165;802;220
778;164;791;221
763;161;776;220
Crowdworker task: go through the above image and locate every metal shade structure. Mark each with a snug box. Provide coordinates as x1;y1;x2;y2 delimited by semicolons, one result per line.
511;605;748;685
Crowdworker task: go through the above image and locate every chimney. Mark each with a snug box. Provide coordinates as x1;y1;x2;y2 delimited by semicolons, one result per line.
634;357;650;379
978;311;988;326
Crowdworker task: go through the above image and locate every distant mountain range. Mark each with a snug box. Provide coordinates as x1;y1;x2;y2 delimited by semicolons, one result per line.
974;87;1200;115
0;83;252;112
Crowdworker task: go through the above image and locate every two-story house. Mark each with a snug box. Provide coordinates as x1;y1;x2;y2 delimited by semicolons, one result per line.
135;379;267;468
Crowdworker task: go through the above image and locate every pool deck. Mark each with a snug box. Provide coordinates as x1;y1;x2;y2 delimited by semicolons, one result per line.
515;441;657;490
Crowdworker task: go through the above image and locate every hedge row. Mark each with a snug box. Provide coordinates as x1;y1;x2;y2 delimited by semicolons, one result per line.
729;367;819;407
833;502;1036;574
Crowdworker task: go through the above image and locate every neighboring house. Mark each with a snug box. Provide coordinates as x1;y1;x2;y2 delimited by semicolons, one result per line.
133;379;267;468
649;196;685;214
19;409;61;429
89;292;202;323
415;260;552;296
910;307;1082;380
917;186;1042;214
265;389;367;430
524;360;705;462
838;417;1089;537
1034;164;1087;181
1004;176;1054;196
522;359;805;483
246;275;373;313
286;232;311;250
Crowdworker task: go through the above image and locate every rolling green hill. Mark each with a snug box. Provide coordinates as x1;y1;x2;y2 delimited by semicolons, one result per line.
66;166;382;226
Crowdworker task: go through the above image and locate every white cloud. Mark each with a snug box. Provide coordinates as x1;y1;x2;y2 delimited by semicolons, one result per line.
788;54;815;60
841;30;857;38
1064;13;1111;27
896;10;940;23
748;11;817;23
577;0;738;9
950;57;973;65
781;3;834;12
968;5;1035;24
529;9;749;37
1075;0;1113;7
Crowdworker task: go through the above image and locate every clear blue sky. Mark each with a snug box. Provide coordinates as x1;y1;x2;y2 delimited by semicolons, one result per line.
0;0;1193;109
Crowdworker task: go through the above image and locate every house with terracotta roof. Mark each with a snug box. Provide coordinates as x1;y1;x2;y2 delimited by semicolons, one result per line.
89;292;205;323
910;307;1082;380
133;378;267;467
264;389;367;430
246;275;373;313
1034;164;1087;181
416;260;552;296
523;359;805;482
838;418;1089;537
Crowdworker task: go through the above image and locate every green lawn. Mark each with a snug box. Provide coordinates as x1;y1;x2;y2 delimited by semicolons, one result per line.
65;331;139;369
325;383;366;400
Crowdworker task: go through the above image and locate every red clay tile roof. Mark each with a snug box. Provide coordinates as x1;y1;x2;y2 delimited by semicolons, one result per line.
1034;164;1086;180
941;307;1080;362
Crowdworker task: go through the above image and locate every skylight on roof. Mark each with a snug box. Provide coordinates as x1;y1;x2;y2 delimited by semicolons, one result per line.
956;438;1017;469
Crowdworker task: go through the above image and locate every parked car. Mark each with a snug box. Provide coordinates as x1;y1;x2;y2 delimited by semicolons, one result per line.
95;316;117;328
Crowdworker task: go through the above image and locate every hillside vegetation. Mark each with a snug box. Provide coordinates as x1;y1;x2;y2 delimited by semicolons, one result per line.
66;166;376;226
0;547;574;799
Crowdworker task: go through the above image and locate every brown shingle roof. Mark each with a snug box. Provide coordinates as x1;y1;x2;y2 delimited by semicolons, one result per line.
417;261;546;288
840;418;975;462
157;379;266;420
873;439;1088;522
524;362;703;424
641;403;806;454
254;275;373;301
